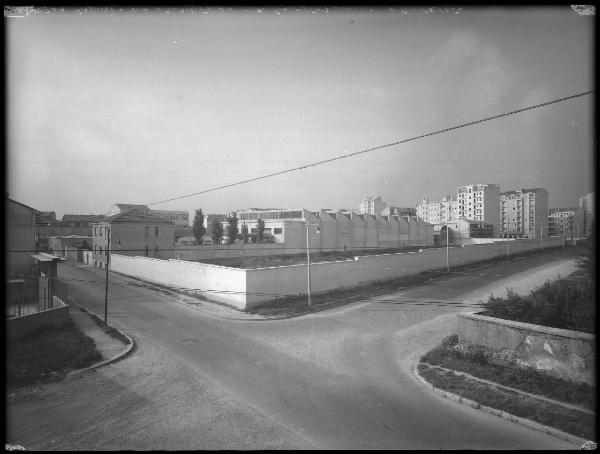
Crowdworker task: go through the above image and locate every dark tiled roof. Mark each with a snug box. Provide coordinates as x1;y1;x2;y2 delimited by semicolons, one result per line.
115;203;151;212
62;214;106;222
105;209;173;224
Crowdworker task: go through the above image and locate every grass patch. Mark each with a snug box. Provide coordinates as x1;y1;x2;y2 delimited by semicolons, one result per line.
418;363;596;440
84;309;131;345
421;335;595;409
6;321;102;389
419;335;596;440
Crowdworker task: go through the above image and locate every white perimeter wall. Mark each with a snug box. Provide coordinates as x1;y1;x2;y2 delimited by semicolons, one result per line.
245;238;564;308
110;254;248;309
110;238;564;310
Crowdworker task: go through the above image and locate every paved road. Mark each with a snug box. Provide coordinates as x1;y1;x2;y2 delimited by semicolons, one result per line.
8;248;584;449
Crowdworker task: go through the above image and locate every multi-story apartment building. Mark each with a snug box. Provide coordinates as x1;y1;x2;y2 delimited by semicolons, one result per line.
416;195;457;225
358;196;386;215
381;206;417;217
579;192;595;238
92;209;175;268
500;188;549;238
548;207;585;238
457;184;500;235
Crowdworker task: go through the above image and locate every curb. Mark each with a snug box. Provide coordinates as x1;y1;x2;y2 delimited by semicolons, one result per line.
412;361;591;447
66;298;136;376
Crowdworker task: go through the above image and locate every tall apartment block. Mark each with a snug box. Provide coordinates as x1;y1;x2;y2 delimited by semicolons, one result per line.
500;188;549;238
548;207;585;238
457;184;500;235
578;192;595;238
358;196;387;215
416;195;458;225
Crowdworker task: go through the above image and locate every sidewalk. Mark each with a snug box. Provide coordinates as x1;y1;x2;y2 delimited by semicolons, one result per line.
67;300;134;371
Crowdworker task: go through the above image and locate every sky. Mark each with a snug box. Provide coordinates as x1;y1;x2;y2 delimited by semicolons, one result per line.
6;5;595;220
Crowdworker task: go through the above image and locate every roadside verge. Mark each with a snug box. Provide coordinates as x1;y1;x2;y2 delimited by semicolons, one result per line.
66;297;136;376
412;360;593;447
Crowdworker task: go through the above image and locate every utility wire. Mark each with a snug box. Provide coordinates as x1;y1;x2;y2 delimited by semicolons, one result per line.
146;90;593;208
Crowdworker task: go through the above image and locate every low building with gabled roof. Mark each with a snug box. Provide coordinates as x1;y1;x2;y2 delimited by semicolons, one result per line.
91;208;175;269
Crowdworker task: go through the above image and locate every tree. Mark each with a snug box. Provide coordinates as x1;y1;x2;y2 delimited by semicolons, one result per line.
210;218;224;245
192;209;206;245
226;214;238;245
257;218;265;243
241;223;249;244
567;214;575;240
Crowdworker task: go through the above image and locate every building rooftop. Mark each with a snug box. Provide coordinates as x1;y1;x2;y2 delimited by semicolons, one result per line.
114;203;151;212
150;209;189;215
104;209;174;224
62;214;106;222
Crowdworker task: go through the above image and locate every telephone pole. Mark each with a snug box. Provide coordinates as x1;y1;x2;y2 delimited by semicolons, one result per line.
104;229;110;324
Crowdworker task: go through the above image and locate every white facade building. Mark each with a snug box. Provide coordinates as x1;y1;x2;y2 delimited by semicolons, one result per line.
416;195;458;225
548;207;585;238
358;196;387;215
456;184;500;235
500;188;549;238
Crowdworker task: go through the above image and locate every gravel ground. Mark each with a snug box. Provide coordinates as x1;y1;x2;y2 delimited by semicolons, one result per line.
6;333;313;450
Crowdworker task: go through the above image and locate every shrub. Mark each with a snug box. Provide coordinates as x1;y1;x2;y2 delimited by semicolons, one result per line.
481;273;595;333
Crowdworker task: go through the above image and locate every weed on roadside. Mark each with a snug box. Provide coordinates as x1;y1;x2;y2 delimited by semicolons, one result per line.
421;335;595;409
418;363;596;440
6;322;102;389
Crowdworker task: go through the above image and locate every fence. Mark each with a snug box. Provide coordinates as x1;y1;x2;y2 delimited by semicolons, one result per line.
6;277;68;319
110;237;565;310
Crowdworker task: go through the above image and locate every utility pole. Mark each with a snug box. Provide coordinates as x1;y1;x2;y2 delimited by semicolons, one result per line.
446;225;449;273
306;222;311;311
305;221;320;311
104;228;110;324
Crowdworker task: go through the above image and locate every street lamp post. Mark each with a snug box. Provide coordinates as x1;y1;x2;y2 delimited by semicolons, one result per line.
305;221;320;310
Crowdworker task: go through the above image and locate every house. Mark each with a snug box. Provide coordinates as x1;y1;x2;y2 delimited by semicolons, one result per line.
48;235;92;261
61;214;106;231
35;210;56;224
7;197;37;278
92;208;175;269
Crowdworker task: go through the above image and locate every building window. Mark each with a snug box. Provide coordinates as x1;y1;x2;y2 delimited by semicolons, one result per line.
155;226;159;237
145;246;149;256
145;226;149;238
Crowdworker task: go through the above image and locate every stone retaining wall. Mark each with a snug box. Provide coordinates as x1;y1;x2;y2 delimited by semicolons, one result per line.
458;312;595;385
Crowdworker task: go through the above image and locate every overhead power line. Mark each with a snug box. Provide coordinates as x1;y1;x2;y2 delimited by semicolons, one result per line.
146;90;593;208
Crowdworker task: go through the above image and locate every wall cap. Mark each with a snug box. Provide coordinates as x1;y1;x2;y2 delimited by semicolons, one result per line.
458;312;595;341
